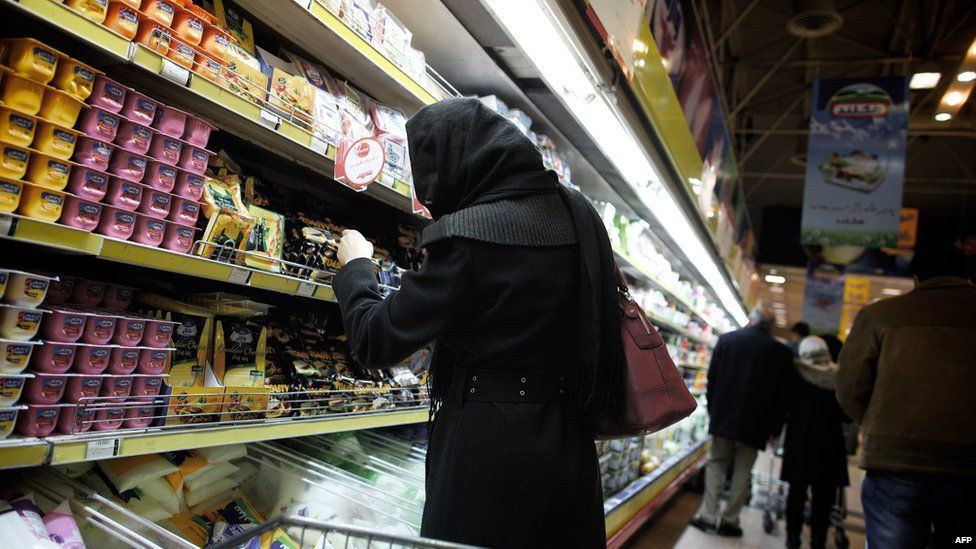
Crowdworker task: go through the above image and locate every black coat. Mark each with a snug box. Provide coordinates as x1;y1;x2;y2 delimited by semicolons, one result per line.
706;326;793;449
780;370;850;487
333;238;605;548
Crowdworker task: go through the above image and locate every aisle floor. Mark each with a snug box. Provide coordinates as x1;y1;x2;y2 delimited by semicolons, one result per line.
627;455;867;549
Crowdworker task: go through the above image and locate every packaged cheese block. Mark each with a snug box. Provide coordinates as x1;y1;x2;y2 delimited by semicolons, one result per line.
99;454;179;493
201;176;247;218
184;477;238;507
199;209;256;263
197;443;247;464
213;319;267;387
164;450;213;493
136;476;185;516
268;68;313;128
243;205;284;272
183;461;239;492
213;0;255;54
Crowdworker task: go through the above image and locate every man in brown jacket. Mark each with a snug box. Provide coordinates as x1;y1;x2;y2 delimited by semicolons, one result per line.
837;243;976;548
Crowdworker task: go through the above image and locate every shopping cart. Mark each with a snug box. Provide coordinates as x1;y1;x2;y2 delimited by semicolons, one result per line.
750;440;788;534
210;515;480;549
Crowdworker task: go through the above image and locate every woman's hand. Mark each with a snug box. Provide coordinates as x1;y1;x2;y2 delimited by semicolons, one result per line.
337;229;374;266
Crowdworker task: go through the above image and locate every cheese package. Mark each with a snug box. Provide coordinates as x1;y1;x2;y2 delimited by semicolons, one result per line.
220;386;269;422
268;68;314;128
372;5;411;67
166;386;224;426
200;209;256;263
201;176;247;218
221;50;268;105
213;0;255;54
99;454;179;493
243;205;284;272
213;319;266;387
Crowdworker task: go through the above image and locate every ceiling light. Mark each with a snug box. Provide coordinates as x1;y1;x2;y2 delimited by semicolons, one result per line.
958;71;976;83
881;288;902;296
910;72;941;89
770;286;785;293
945;91;966;106
935;112;953;122
765;274;787;284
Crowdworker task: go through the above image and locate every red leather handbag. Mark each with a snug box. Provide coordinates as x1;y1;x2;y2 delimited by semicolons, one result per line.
595;265;698;439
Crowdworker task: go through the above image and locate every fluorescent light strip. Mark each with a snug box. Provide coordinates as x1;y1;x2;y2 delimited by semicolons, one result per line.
481;0;749;326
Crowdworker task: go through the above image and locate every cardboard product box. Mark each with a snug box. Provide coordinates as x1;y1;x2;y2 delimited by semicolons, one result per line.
213;319;267;387
166;386;225;426
220;386;270;422
213;0;255;54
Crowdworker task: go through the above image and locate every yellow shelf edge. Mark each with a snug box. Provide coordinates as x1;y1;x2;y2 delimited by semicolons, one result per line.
11;216;103;254
16;0;132;59
0;440;49;469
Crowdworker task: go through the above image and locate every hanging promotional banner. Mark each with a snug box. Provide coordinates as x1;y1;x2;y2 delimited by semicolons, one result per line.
334;137;386;191
843;276;870;305
802;265;846;335
801;77;908;248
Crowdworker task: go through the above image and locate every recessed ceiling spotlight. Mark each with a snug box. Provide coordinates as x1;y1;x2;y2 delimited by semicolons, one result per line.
765;274;786;284
957;71;976;83
935;112;953;122
910;72;941;89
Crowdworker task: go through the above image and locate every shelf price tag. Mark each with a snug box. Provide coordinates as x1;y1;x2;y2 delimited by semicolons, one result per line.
258;109;281;131
159;59;190;86
86;438;120;460
296;0;313;10
0;215;14;237
310;137;330;156
297;281;317;297
228;267;251;285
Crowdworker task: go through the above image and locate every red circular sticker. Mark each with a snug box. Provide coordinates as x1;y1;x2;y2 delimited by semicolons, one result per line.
339;137;386;191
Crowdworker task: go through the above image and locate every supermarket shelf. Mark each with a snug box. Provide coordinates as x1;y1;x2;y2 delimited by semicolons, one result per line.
6;0;417;215
234;0;437;112
0;439;49;469
604;439;709;546
678;363;708;371
1;214;337;302
644;309;713;348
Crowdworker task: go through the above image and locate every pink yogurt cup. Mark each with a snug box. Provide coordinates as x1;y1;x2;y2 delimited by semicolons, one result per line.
123;398;156;428
59;195;102;232
137;187;172;219
182;116;216;147
141;319;177;348
115;118;153;155
16;403;63;437
91;402;125;431
99;375;133;401
102;284;136;310
105;177;143;211
24;373;67;404
46;276;77;305
108;149;149;183
71;344;112;375
112;317;147;346
131;375;163;397
177;145;211;175
96;206;137;240
173;171;204;200
89;75;127;113
82;312;119;345
168;195;200;225
71;279;106;306
56;403;95;434
41;307;88;343
66;166;110;202
132;214;166;247
63;374;104;403
121;90;159;125
162;221;198;254
143;161;178;192
31;341;80;374
73;136;115;171
152;105;188;137
107;346;140;375
149;133;183;166
137;347;170;375
78;106;121;142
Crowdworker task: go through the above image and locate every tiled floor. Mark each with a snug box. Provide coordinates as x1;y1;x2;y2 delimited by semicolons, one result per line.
627;454;866;549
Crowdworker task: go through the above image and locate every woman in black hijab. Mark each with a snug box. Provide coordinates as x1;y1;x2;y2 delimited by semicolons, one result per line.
334;98;623;547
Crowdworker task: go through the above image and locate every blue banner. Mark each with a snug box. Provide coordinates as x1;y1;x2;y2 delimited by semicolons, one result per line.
802;265;845;335
800;77;908;248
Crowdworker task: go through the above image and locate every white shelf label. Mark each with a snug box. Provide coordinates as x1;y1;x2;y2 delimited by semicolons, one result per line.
297;281;317;297
310;136;329;156
228;267;251;284
159;59;190;86
86;438;120;460
258;109;280;130
297;0;313;9
0;216;13;237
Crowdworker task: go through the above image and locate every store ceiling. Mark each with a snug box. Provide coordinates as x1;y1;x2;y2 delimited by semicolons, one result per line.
698;0;976;229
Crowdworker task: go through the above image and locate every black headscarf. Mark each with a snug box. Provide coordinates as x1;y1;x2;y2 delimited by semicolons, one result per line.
407;98;625;421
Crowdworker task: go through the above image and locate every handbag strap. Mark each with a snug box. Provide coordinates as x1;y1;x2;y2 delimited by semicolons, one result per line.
614;263;630;295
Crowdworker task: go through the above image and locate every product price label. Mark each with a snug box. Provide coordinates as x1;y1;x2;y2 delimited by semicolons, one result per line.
86;438;120;460
258;109;281;131
297;0;313;10
310;136;329;156
297;281;317;297
159;59;190;86
228;267;251;285
0;215;13;237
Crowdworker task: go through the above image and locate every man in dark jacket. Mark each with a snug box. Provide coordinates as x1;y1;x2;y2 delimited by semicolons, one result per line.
837;244;976;548
690;307;793;536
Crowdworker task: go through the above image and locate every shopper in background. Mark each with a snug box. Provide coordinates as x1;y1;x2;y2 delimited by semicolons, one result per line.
838;242;976;548
690;307;793;537
787;321;810;356
333;98;625;548
781;335;849;549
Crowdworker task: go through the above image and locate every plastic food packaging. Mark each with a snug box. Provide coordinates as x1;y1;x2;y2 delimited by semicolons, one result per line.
132;374;163;397
82;311;119;344
149;132;183;166
70;279;106;306
133;213;166;247
138;187;173;219
121;89;159;125
163;221;198;253
51;57;99;101
73;136;115;171
32;122;81;160
105;176;143;211
0;143;30;179
0;339;40;374
56;403;95;434
243;205;283;272
167;36;196;70
192;46;225;84
169;195;200;225
92;402;125;430
0;69;45;115
38;87;87;127
152;105;188;138
4;271;54;308
64;0;109;23
25;152;72;190
141;0;177;26
89;75;127;113
103;284;136;310
113;317;147;346
200;175;245;217
0;405;24;439
4;39;59;84
142;319;177;348
123;397;156;428
144;161;178;192
96;205;137;240
104;1;142;41
0;176;23;213
0;108;37;147
42;500;85;549
99;375;132;400
178;144;212;175
17;182;65;222
23;373;67;404
199;208;254;261
62;373;104;403
15;403;63;436
107;345;140;374
0;304;47;340
73;343;112;375
31;341;79;374
0;269;6;299
137;347;170;374
0;373;30;405
78;106;120;141
174;170;204;200
115;118;153;155
182;116;215;147
59;195;102;232
42;307;88;343
172;7;206;45
109;149;149;183
46;276;76;305
135;19;173;56
200;24;232;61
